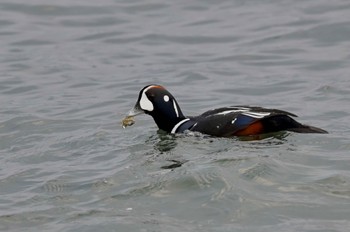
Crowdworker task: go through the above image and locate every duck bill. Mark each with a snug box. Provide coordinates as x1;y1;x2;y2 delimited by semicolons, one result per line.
127;104;144;117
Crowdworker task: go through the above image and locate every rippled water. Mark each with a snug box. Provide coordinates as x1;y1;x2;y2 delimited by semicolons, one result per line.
1;0;350;231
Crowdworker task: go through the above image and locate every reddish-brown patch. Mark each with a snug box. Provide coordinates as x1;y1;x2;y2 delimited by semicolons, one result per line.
235;121;264;136
151;85;165;89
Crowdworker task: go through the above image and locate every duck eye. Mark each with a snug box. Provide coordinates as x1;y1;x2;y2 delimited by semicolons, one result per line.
163;95;170;102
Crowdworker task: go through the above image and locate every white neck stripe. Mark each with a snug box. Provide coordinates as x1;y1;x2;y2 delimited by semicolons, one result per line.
173;101;179;117
171;118;190;134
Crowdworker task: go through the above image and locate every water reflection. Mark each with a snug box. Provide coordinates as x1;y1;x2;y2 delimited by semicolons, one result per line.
151;130;289;152
153;130;177;152
161;159;186;170
145;129;291;170
237;131;290;142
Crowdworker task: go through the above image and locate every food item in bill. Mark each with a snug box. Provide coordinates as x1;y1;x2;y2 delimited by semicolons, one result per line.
122;115;135;128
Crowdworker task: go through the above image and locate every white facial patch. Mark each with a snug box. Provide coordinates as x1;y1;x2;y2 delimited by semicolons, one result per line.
139;86;154;112
163;95;169;102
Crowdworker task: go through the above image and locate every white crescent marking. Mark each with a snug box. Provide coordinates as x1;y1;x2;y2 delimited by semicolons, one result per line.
171;118;190;134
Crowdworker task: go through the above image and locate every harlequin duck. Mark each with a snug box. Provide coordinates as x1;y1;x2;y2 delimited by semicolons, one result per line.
125;85;328;137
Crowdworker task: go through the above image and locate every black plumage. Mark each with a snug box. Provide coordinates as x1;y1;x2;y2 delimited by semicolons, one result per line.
126;85;328;137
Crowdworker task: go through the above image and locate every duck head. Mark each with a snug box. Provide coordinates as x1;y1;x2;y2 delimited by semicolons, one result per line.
127;85;186;132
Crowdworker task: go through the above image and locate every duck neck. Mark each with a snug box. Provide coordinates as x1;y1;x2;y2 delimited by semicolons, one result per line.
149;100;187;133
151;113;187;133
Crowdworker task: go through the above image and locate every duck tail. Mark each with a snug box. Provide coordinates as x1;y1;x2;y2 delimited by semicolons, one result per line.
289;124;328;134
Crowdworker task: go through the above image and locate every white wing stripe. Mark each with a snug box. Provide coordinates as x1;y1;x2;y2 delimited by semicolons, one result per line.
242;112;270;118
215;110;239;115
214;107;271;119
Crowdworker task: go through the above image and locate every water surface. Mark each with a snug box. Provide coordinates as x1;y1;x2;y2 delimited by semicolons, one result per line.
1;0;350;231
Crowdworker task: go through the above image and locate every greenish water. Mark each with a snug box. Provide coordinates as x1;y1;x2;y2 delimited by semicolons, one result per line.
1;0;350;231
